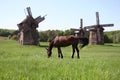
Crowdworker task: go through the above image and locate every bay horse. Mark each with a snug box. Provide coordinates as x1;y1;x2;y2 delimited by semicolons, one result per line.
46;35;88;59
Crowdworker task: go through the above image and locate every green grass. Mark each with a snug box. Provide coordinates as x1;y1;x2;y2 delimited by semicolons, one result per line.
0;36;8;40
0;40;120;80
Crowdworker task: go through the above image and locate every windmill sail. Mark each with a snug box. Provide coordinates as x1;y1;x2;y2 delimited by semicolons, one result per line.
26;7;32;17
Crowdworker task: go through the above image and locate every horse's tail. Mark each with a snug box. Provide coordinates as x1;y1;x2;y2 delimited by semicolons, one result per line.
79;37;89;49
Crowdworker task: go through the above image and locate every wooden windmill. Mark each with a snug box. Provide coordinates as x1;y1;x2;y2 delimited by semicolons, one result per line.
71;19;86;38
85;12;114;45
17;7;46;45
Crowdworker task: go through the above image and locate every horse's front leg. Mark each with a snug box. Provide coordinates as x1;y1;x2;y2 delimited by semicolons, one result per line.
72;46;75;58
58;47;63;58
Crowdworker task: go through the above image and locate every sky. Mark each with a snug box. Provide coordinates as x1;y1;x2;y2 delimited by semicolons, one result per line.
0;0;120;31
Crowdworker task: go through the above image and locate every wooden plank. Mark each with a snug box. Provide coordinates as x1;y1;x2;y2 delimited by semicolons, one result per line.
80;19;83;28
70;28;80;31
84;25;96;29
35;16;45;24
84;24;114;29
96;12;100;25
100;24;114;27
26;7;32;17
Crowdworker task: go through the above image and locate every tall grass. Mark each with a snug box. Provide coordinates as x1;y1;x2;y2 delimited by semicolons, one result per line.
0;40;120;80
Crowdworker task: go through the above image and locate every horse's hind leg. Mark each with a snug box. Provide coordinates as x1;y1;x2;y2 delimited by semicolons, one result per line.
57;47;60;58
75;46;80;59
58;47;63;58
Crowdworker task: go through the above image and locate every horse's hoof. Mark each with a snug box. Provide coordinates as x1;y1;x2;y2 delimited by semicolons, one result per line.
61;56;63;59
71;56;74;58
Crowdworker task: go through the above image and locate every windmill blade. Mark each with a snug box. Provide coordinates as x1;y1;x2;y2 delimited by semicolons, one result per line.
80;19;83;28
85;25;96;29
70;28;80;31
35;16;45;24
96;12;100;25
26;7;32;17
100;24;114;27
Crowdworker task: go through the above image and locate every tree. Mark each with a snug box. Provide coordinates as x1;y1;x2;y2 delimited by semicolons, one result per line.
0;29;12;37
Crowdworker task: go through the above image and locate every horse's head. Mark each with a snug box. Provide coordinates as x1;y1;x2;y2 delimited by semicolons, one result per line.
46;48;52;58
79;37;89;48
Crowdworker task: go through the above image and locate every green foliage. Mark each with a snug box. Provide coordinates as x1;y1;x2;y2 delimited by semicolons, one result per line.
0;29;16;40
39;29;74;42
0;28;120;43
104;34;112;43
0;29;12;37
10;35;18;40
104;30;120;43
0;40;120;80
63;29;74;36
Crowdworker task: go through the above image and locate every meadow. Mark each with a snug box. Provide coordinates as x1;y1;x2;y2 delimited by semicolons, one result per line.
0;40;120;80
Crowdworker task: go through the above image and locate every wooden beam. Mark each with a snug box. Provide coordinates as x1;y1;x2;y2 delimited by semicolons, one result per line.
35;15;46;24
26;7;32;17
80;19;83;28
70;28;80;31
96;12;100;25
100;24;114;27
84;25;96;29
85;24;114;29
71;18;84;31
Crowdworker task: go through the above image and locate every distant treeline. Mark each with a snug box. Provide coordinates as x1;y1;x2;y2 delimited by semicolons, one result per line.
0;28;120;43
39;30;75;42
0;29;14;37
104;30;120;43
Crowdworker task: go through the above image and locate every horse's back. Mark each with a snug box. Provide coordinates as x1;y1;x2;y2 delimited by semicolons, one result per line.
54;35;75;42
52;35;78;47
